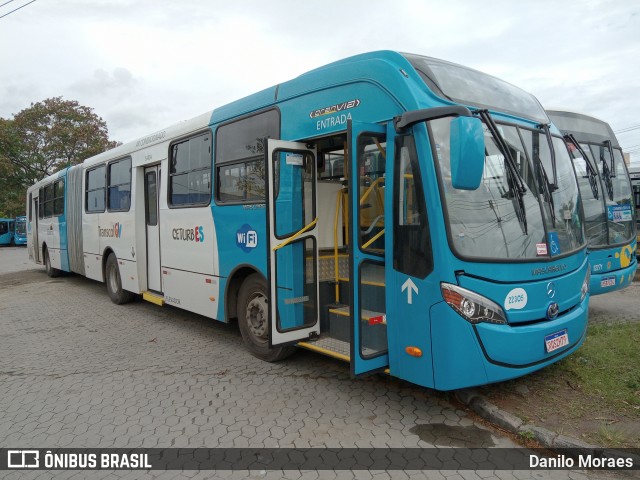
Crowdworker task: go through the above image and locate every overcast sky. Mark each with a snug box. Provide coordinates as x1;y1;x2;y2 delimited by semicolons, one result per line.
1;0;639;163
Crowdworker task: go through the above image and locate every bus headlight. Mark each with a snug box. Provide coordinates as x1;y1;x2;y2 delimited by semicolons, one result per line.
581;269;590;302
441;283;507;325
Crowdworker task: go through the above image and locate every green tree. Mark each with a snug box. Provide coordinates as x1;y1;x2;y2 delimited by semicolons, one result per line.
0;97;119;217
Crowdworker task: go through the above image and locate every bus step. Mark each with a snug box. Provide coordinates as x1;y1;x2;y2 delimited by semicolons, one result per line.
328;305;386;324
298;335;350;362
142;291;165;306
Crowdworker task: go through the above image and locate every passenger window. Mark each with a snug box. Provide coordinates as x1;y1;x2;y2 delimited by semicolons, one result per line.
53;179;65;216
393;135;432;278
86;166;106;213
169;133;212;207
108;158;132;211
215;110;280;204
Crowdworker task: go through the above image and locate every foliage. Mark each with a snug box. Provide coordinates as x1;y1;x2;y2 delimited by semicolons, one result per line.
0;97;119;217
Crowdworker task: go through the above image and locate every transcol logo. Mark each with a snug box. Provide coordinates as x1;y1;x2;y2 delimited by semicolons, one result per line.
98;223;123;238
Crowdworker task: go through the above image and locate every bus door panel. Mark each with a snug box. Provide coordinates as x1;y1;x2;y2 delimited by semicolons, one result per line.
32;196;40;263
266;140;320;346
144;166;162;292
348;120;390;375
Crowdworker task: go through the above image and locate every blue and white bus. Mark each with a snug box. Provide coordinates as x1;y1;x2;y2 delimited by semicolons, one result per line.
0;218;15;246
27;51;590;390
13;216;27;246
547;110;637;294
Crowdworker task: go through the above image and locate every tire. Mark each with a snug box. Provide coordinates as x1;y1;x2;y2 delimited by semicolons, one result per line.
44;247;60;278
105;253;134;304
237;274;295;362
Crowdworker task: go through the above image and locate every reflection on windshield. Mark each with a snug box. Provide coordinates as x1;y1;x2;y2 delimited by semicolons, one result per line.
432;119;584;260
575;144;635;246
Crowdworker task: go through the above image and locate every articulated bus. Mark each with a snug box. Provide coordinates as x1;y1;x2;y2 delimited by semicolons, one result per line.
14;216;27;246
547;110;637;294
27;51;590;390
0;218;15;246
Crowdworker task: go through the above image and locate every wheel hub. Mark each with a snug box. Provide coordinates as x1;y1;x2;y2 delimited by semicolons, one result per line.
246;295;268;339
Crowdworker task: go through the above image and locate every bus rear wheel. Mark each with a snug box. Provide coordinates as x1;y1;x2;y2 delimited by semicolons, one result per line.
44;247;60;278
105;253;134;305
237;273;294;362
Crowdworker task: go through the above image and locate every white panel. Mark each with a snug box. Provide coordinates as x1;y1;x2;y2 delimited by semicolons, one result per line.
162;267;220;319
160;206;217;276
84;252;103;282
316;181;345;249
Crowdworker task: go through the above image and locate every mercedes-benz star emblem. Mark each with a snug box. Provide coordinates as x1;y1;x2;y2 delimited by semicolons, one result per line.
546;282;556;299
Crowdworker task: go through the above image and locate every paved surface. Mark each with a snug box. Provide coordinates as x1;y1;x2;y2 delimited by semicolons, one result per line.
0;246;617;479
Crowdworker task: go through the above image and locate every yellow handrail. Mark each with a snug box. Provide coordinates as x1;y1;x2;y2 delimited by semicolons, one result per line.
359;177;385;206
362;228;384;250
272;217;318;251
333;188;344;303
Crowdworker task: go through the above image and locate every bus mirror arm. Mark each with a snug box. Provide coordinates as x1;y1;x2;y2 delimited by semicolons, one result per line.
393;106;473;132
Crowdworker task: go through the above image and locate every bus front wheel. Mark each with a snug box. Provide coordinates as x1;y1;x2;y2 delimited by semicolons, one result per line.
44;248;60;278
237;274;294;362
105;253;134;305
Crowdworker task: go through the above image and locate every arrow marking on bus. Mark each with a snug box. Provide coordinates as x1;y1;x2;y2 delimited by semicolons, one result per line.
402;278;418;304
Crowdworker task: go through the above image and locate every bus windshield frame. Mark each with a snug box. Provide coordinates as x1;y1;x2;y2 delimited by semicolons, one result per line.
429;118;585;262
403;53;549;124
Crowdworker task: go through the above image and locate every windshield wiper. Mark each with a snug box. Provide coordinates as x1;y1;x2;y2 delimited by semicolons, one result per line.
600;142;614;201
532;125;558;227
476;109;528;235
565;134;599;200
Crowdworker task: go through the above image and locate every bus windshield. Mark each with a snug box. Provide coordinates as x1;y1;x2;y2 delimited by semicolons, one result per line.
430;119;584;259
404;54;548;123
580;144;634;246
16;218;26;235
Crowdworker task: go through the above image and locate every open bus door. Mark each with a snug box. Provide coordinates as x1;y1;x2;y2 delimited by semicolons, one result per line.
348;121;390;375
266;140;320;346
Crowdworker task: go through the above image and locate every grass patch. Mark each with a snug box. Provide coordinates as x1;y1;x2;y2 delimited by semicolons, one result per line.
553;322;640;412
482;321;640;448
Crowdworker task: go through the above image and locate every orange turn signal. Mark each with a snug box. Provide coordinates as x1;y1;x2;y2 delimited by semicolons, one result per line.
405;346;422;357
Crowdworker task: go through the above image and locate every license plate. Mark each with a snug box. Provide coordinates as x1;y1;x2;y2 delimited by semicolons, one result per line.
545;329;569;353
600;276;616;288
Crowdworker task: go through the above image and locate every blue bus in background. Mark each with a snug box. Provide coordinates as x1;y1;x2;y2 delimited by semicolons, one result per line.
547;110;637;294
27;51;590;390
14;216;27;246
0;218;15;246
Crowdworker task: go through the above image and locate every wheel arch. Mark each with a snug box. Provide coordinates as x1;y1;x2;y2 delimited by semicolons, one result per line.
101;247;116;283
224;264;266;322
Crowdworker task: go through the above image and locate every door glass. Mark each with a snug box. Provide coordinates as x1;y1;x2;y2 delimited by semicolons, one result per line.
357;134;386;254
359;262;387;358
145;171;157;226
275;236;317;332
273;150;315;238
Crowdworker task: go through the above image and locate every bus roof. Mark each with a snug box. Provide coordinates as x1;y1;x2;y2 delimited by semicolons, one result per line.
546;110;620;147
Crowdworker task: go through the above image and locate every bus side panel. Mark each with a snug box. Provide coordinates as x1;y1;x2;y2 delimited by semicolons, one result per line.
160;142;219;317
83;203;103;282
57;170;70;272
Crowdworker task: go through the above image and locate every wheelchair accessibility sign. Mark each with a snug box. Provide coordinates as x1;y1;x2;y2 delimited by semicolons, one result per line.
548;231;561;256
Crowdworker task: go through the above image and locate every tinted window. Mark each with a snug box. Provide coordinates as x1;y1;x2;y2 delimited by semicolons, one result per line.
215;110;279;204
53;179;65;216
169;133;212;206
108;158;132;211
86;165;106;213
0;222;7;235
393;135;431;278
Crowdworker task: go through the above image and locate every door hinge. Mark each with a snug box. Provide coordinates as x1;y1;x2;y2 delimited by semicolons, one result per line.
307;331;320;342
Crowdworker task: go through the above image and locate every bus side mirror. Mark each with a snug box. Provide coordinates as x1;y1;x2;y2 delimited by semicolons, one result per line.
450;116;485;190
